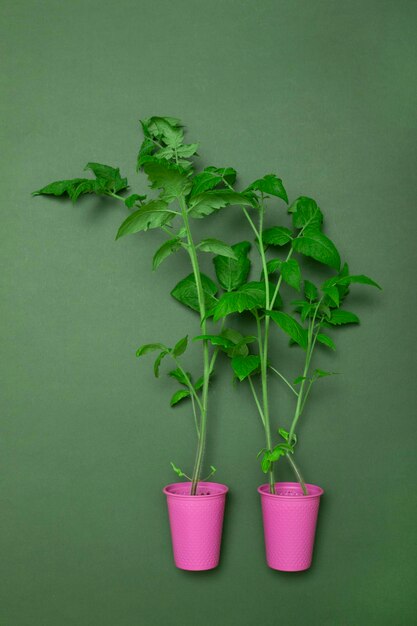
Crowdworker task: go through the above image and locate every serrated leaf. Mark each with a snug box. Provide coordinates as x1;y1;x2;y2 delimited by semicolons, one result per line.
69;179;102;202
136;342;167;357
177;143;199;158
84;162;128;193
280;259;302;292
232;355;261;381
144;116;184;148
198;238;237;259
220;328;255;357
245;174;288;203
289;196;323;229
265;259;282;275
304;280;318;302
188;189;253;218
324;274;382;290
171;273;218;314
125;193;147;208
292;228;341;270
142;158;192;201
137;136;155;170
116;199;174;239
32;178;88;198
316;333;336;350
212;281;277;322
154;147;174;160
213;241;251;291
323;285;340;307
263;226;293;246
328;310;360;325
190;166;237;197
269;311;308;349
168;368;191;386
170;389;191;406
152;238;182;270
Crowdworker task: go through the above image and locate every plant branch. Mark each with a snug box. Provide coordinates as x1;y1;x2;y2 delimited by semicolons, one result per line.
268;365;299;397
248;376;265;427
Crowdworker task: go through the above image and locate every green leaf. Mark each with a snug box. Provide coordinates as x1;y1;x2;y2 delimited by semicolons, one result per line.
231;355;261;381
269;444;293;462
325;274;382;290
269;311;308;349
172;335;188;357
304;280;318;302
278;428;297;445
293;376;307;385
313;368;335;378
137;136;155;170
262;226;293;246
177;143;199;158
220;329;256;357
154;147;174;160
152;238;182;270
316;333;336;350
144;116;184;147
292;228;341;270
265;259;282;275
170;462;187;478
212;281;276;322
289;196;323;229
197;238;237;259
188;189;253;218
193;334;234;349
33;178;94;200
328;310;360;325
142;158;192;201
194;376;204;390
116;199;174;239
190;166;237;197
136;342;167;357
280;259;302;292
69;179;103;202
84;162;128;193
154;350;169;377
245;174;288;203
168;368;191;386
323;285;340;307
170;389;191;406
261;455;271;473
125;193;147;208
213;241;251;291
171;273;218;313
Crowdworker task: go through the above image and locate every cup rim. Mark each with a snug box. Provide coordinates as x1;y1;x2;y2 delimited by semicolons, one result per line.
258;481;324;499
163;481;229;498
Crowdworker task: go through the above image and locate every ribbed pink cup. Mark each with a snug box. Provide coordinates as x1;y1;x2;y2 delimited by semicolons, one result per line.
258;482;324;571
163;481;228;571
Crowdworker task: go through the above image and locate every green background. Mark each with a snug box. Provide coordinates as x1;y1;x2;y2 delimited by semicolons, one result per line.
1;1;416;624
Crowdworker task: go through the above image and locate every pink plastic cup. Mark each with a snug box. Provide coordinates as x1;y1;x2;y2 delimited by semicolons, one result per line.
258;481;324;571
163;481;228;571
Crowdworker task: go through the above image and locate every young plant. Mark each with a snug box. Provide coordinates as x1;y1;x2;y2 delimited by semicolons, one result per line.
32;115;256;495
207;189;381;494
